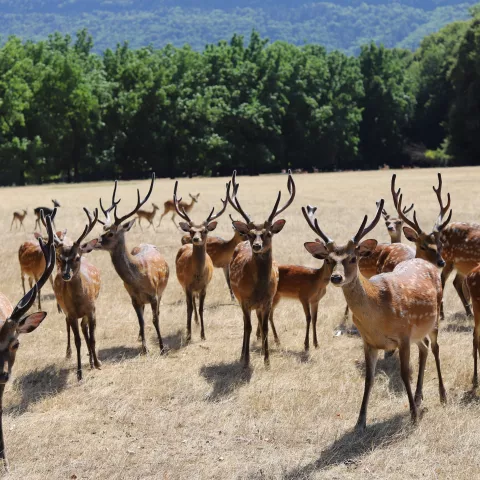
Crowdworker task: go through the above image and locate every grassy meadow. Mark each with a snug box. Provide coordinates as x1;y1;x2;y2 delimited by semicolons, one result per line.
2;167;480;479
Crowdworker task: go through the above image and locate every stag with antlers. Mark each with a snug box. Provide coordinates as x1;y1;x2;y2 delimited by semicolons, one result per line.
94;174;169;354
0;214;55;468
302;200;446;430
52;208;102;380
175;182;228;342
228;170;295;367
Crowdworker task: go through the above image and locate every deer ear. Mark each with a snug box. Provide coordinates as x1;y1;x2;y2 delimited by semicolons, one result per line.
121;219;136;232
304;241;329;259
403;226;419;242
356;239;378;257
17;312;47;334
207;221;218;232
33;232;42;239
179;222;190;233
81;238;98;253
232;221;250;235
271;219;286;234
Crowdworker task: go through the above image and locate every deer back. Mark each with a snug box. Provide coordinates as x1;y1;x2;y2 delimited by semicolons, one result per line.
18;241;46;278
440;222;480;273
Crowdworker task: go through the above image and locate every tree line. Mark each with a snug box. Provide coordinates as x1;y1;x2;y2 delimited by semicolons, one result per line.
0;12;479;185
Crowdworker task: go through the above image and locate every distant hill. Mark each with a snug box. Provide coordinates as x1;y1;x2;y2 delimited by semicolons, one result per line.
0;0;476;53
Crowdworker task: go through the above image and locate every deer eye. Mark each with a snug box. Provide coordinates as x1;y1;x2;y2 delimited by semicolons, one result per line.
107;233;114;238
350;257;357;264
10;341;19;351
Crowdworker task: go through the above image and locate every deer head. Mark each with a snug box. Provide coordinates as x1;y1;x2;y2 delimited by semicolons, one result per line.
303;200;384;287
96;174;155;251
175;181;228;245
394;173;452;267
52;199;61;208
228;170;295;254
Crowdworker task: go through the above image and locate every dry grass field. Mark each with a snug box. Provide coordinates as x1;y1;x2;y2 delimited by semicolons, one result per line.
1;167;480;479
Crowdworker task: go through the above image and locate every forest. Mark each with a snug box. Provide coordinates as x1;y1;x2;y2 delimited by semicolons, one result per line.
0;0;475;54
0;7;480;184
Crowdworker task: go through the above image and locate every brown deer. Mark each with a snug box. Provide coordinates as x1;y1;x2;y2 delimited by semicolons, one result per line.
10;209;27;231
0;214;55;469
157;192;200;229
34;199;60;230
181;216;245;301
303;200;446;431
465;267;480;387
175;182;228;342
94;174;169;354
53;208;102;380
228;170;295;367
137;203;160;231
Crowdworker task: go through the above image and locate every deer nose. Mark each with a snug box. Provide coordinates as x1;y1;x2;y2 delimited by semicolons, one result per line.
62;272;71;281
331;274;343;285
0;372;9;384
437;259;445;268
387;226;395;231
192;236;201;244
252;243;262;252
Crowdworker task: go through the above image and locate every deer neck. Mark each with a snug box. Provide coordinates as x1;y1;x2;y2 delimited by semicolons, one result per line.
390;232;402;244
341;272;378;321
192;242;207;274
252;248;274;282
109;236;139;285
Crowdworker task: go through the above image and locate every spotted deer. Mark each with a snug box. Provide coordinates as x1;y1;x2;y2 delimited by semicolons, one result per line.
465;267;480;387
303;200;446;430
157;192;200;229
137;203;160;231
34;199;60;230
10;209;27;231
228;170;295;367
94;174;169;354
0;214;55;469
53;208;102;380
175;182;228;342
181;216;245;301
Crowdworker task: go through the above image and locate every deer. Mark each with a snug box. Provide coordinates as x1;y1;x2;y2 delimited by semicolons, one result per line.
157;192;200;229
34;199;60;230
302;199;447;430
175;182;228;342
465;267;480;387
137;203;160;231
10;209;27;231
94;174;169;354
52;208;102;380
0;213;55;469
256;206;334;351
181;215;245;301
227;169;295;367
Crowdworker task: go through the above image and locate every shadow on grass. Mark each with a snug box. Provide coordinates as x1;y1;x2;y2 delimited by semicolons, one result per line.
7;364;70;415
355;354;405;395
444;323;472;333
200;361;252;402
161;329;186;352
280;349;311;364
282;414;409;479
41;293;57;302
99;346;140;363
459;388;480;406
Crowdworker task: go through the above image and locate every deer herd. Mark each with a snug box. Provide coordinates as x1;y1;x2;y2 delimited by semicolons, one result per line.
3;170;480;467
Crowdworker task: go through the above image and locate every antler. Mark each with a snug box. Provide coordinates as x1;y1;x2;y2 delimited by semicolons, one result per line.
391;174;414;216
392;174;423;234
352;199;385;244
267;170;296;224
98;180;120;227
205;182;229;224
301;205;333;245
113;173;155;226
173;181;193;224
40;208;64;246
433;173;452;231
227;171;252;225
11;214;55;321
75;208;99;246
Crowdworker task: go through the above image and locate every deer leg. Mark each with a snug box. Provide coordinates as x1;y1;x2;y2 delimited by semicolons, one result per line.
199;289;206;341
355;342;378;432
268;306;280;346
240;304;252;367
192;295;199;325
33;275;41;310
256;310;261;342
69;318;83;381
132;301;148;354
66;320;72;359
343;304;349;322
440;261;454;320
222;266;235;301
171;213;179;229
301;299;312;351
429;328;447;404
149;219;157;232
453;273;472;317
20;220;25;231
415;339;429;407
150;297;164;353
87;312;101;369
398;339;418;423
21;272;26;295
260;308;270;367
311;301;319;349
157;211;167;228
472;298;480;388
9;218;14;231
186;291;194;344
138;217;143;231
81;317;93;369
0;385;8;471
